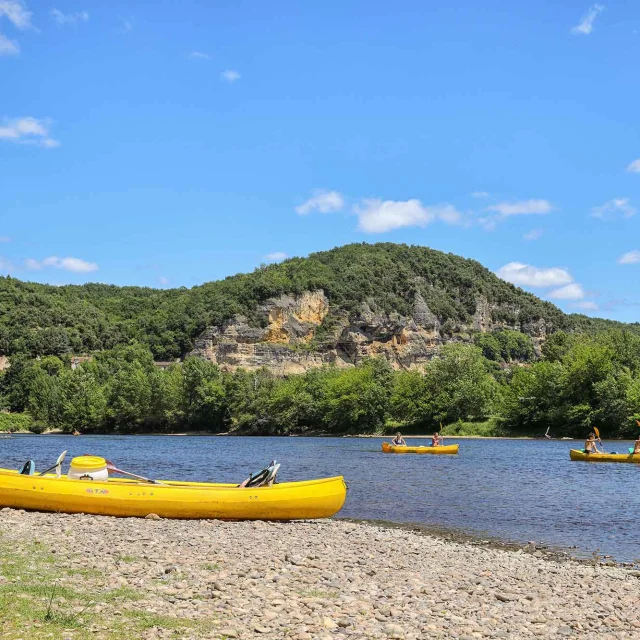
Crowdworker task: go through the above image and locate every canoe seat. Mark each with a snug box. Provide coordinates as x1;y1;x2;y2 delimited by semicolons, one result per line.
239;461;280;488
19;460;35;476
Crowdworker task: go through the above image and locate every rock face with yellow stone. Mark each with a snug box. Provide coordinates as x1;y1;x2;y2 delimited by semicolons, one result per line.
190;288;551;374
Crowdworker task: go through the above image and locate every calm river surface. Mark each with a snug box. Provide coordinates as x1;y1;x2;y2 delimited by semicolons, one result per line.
1;435;638;563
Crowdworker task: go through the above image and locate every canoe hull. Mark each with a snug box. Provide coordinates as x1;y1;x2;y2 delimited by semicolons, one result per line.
0;470;347;520
569;449;640;464
381;443;459;455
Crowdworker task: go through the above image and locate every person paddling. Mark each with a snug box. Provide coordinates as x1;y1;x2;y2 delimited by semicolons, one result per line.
633;435;640;455
391;432;406;446
431;432;443;447
584;432;601;454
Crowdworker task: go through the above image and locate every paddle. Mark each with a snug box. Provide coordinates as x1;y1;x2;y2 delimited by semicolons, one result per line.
593;427;605;453
38;451;67;478
102;458;166;485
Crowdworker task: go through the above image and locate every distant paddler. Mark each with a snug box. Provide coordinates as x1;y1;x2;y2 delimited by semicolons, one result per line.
431;431;444;447
633;435;640;455
391;432;406;446
584;431;602;454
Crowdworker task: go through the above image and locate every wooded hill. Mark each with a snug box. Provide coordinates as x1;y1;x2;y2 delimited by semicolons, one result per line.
1;242;636;361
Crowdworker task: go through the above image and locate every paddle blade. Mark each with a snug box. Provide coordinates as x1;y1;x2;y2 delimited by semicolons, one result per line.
594;427;600;439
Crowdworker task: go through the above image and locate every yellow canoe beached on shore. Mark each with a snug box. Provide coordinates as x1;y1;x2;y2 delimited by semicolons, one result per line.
569;449;640;464
0;468;347;520
381;443;459;455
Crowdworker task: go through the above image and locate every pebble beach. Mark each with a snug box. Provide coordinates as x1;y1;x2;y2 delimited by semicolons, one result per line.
1;510;639;639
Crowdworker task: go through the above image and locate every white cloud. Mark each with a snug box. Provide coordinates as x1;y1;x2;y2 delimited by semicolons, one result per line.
569;301;599;311
618;250;640;265
188;51;210;60
296;190;345;215
0;116;59;148
0;0;33;30
471;191;489;198
221;69;240;82
0;32;18;54
354;199;462;233
523;228;543;241
571;4;604;35
50;8;88;26
486;199;554;216
0;256;14;272
264;252;288;263
27;256;98;272
158;276;169;286
627;159;640;173
548;283;585;300
592;198;636;220
496;262;573;288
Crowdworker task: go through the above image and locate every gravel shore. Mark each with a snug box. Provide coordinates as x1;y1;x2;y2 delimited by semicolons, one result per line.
0;510;639;639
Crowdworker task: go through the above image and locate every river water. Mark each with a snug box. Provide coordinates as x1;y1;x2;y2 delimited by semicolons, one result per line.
1;435;638;563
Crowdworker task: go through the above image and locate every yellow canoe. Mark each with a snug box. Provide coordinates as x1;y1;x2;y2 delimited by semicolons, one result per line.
0;469;347;520
569;449;640;464
382;443;459;455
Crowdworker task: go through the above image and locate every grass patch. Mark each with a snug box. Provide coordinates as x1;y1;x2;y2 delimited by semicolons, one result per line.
115;554;139;563
201;562;219;571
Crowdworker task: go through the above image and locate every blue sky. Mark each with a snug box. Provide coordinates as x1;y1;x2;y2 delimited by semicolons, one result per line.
1;1;640;321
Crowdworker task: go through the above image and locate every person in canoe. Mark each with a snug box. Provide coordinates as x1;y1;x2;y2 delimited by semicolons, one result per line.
633;434;640;455
391;432;406;446
584;432;601;454
431;432;444;447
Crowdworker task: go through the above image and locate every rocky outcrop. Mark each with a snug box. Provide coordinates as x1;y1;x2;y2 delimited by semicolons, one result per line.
190;290;552;373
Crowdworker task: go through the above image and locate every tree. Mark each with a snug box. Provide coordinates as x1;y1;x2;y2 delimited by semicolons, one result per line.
422;344;500;423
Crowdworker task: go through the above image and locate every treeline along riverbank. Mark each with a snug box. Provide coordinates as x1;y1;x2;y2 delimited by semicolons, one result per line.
2;326;640;438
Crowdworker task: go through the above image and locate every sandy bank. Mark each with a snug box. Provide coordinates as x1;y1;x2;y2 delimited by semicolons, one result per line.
0;510;638;639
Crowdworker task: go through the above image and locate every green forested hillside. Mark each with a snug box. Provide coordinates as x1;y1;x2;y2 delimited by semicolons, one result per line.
2;242;634;360
2;242;640;436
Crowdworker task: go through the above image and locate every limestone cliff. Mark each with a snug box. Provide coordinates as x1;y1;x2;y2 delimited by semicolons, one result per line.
190;289;553;373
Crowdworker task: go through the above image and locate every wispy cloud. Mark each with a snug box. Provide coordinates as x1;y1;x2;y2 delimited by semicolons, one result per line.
470;191;489;198
627;159;640;173
158;276;169;286
221;69;240;82
486;200;554;216
618;250;640;265
0;0;34;30
0;0;34;54
188;51;210;60
0;32;17;54
479;199;554;230
523;228;544;241
26;256;98;272
0;116;60;148
50;8;88;26
496;262;573;288
296;190;345;215
264;252;288;263
118;17;133;33
354;199;462;233
569;301;599;311
548;283;585;300
571;4;604;35
0;236;10;242
592;198;636;220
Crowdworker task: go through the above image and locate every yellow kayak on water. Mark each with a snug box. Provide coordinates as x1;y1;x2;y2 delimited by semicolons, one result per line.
0;468;347;520
569;449;640;464
382;443;459;455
